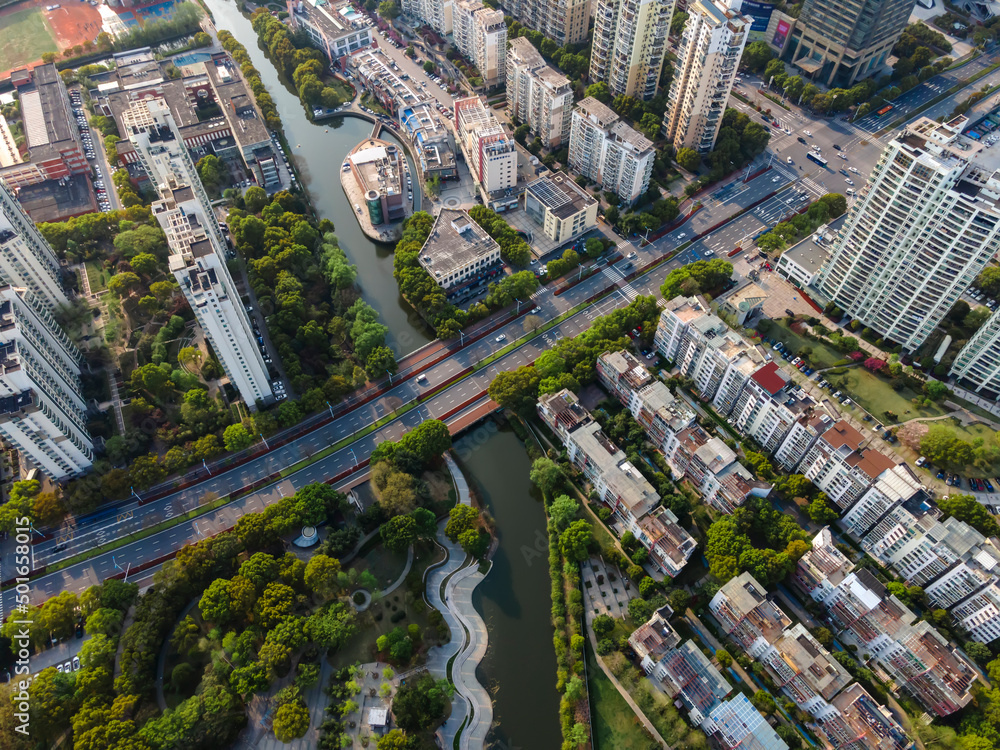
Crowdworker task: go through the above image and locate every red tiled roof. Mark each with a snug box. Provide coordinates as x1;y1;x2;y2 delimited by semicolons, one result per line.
821;420;864;451
750;361;788;396
855;448;896;480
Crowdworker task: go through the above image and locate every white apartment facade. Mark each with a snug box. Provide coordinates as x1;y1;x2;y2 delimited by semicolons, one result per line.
402;0;454;33
0;179;68;311
454;97;518;201
0;285;92;479
507;38;574;148
568;97;655;205
795;420;896;510
126;98;273;408
523;172;598;244
453;0;507;87
951;583;1000;643
663;0;750;153
590;0;673;101
951;307;1000;398
818;116;1000;352
287;0;375;64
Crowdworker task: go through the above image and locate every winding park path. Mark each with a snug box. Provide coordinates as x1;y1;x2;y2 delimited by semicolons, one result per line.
424;454;492;750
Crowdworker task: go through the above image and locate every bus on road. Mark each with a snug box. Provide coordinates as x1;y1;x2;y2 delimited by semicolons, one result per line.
806;151;828;167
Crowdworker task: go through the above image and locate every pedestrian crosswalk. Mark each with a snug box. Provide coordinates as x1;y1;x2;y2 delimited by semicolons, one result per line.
799;176;826;197
602;264;639;302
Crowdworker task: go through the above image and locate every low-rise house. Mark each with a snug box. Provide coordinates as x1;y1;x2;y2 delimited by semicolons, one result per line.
416;208;502;302
628;604;680;673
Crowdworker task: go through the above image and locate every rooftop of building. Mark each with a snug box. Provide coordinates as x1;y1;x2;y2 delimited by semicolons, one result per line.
291;0;370;39
901;116;1000;192
829;684;911;750
714;572;781;621
609;120;654;154
846;447;897;481
660;640;732;714
629;606;680;661
575;96;619;128
418;208;500;280
820;419;864;452
525;171;597;220
640;507;697;567
13;176;95;223
204;56;270;148
750;361;790;396
637;381;697;432
574;421;660;516
707;694;789;750
599;349;651;390
11;64;79;169
538;388;592;433
693;436;738;474
348;138;404;199
773;623;851;699
779;216;844;275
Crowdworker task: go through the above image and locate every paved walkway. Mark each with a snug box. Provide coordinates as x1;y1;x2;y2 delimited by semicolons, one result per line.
423;453;492;750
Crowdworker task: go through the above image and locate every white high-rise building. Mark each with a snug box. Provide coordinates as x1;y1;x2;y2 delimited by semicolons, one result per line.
951;583;1000;643
507;38;574;148
568;97;655;205
663;0;750;153
454;97;518;201
0;285;92;480
950;308;1000;398
453;0;507;87
818;116;1000;352
590;0;673;101
0;179;68;311
125;98;273;408
402;0;454;34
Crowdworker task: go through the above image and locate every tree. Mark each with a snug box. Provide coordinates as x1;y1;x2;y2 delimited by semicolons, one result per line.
585;81;612;104
806;496;839;524
423;60;436;74
223;423;254;452
381;514;418;552
920;425;975;470
751;689;777;715
924;380;949;400
716;648;732;668
675;147;701;172
378;0;400;19
670;10;688;36
243;186;268;213
272;701;309;742
366;345;398;379
304;554;341;598
85;608;123;636
977;267;1000;296
939;494;1000;536
559;519;593;562
377;730;410;749
549;495;579;531
964;306;992;331
130;252;159;276
108;271;141;298
529;457;565;496
593;614;615;639
392;673;451;732
813;627;834;648
741;41;774;72
965;641;993;665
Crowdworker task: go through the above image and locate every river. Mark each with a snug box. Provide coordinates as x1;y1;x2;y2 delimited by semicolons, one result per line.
203;0;434;355
197;6;561;744
454;422;562;750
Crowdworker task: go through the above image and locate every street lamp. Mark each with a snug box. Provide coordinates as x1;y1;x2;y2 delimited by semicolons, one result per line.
260;433;269;450
349;448;358;467
326;400;335;419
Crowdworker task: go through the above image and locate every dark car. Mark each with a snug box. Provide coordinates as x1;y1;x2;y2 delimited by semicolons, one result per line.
797;136;807;144
833;144;841;150
839;169;849;176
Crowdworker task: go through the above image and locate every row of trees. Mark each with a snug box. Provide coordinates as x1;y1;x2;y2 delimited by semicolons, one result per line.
660;258;734;300
489;296;661;414
467;205;532;266
755;193;848;254
218;30;283;131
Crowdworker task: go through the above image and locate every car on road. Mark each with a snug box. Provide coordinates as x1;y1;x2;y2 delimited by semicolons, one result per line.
627;251;636;259
495;334;506;342
839;169;849;176
797;136;807;144
848;166;859;173
416;374;428;384
846;188;856;195
804;130;812;136
845;178;854;185
786;157;793;163
529;258;537;265
833;144;841;150
772;176;780;182
677;232;687;239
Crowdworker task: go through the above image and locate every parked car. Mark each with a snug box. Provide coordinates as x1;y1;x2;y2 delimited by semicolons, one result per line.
915;456;926;467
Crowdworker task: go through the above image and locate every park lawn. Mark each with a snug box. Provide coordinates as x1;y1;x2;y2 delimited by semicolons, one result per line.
0;8;58;74
85;261;108;293
323;77;353;105
347;537;409;590
586;642;659;750
824;367;947;423
766;320;845;369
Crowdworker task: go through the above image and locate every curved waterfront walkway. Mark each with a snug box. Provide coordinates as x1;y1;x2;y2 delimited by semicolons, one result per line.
424;453;492;750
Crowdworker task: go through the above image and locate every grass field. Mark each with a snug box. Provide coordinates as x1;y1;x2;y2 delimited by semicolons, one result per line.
85;260;108;293
586;642;659;750
0;7;58;74
824;367;947;423
764;320;845;369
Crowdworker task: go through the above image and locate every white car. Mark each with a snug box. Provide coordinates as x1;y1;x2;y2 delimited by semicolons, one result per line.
495;334;506;343
772;176;780;183
677;232;687;240
849;166;859;173
804;130;812;136
838;152;848;159
627;251;637;259
786;157;793;163
845;178;854;186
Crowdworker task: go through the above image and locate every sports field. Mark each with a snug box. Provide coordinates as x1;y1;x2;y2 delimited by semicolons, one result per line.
0;6;58;75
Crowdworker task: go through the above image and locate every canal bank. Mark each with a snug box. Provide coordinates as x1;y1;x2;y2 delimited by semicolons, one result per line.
453;421;563;750
202;0;434;356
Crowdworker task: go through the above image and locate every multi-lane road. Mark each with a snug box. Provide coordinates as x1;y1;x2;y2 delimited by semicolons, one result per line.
4;42;996;614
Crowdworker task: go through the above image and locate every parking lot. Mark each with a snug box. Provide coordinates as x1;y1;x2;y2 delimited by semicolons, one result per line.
70;87;114;214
